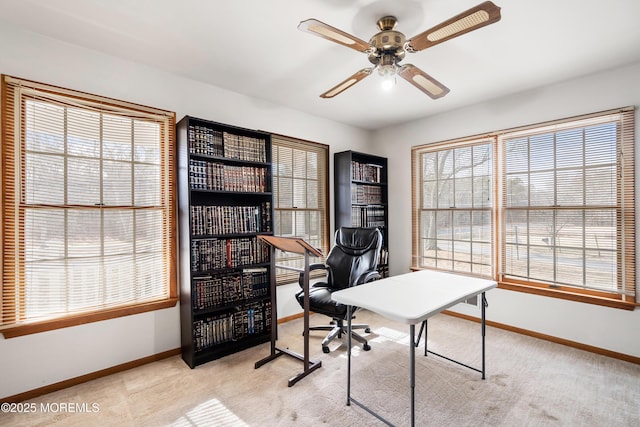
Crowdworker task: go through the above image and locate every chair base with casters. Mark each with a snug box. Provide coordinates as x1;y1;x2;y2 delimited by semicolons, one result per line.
296;283;375;353
307;316;371;354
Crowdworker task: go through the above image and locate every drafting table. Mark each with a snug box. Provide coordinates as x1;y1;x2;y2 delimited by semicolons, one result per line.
332;269;497;426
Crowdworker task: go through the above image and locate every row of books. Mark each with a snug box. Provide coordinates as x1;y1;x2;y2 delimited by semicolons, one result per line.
192;269;269;310
351;183;384;204
351;160;383;183
189;125;224;157
188;125;266;162
193;301;272;352
191;203;272;236
191;237;269;272
223;132;266;162
189;159;269;193
351;206;386;228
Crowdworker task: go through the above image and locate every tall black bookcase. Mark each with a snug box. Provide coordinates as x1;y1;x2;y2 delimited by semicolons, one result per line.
177;115;273;368
334;150;389;277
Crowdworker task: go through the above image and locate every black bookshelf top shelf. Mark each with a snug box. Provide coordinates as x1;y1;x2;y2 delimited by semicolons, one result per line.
182;115;270;137
183;115;271;165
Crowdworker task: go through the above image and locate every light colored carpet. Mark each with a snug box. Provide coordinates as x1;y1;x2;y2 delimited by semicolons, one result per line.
2;310;639;426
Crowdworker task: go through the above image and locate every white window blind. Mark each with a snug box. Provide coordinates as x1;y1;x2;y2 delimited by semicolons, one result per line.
1;76;177;336
413;138;494;277
271;135;329;283
500;112;635;298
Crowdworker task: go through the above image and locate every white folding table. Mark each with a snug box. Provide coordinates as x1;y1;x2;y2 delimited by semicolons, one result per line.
331;269;497;427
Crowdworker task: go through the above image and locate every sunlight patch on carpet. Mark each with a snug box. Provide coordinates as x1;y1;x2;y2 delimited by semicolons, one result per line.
370;326;410;346
170;398;249;426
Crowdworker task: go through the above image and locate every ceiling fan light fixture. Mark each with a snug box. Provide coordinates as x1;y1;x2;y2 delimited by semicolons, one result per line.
379;64;397;90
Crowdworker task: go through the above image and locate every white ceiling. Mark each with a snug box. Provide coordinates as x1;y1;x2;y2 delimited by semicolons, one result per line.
2;0;640;130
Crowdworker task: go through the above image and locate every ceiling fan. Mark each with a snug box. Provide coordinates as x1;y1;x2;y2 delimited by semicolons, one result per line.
298;1;501;99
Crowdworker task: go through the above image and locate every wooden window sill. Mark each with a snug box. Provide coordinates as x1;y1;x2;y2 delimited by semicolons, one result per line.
498;282;636;310
1;298;179;338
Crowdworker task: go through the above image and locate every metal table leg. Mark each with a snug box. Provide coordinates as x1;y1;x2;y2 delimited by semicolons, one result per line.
410;323;416;427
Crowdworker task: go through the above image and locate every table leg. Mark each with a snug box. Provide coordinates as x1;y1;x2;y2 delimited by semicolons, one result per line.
347;305;352;406
481;292;487;380
410;323;415;427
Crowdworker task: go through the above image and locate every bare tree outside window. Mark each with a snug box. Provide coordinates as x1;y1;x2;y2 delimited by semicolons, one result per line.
504;124;619;291
417;142;493;276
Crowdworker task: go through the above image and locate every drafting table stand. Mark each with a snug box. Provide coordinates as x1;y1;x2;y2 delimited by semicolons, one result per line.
254;235;323;386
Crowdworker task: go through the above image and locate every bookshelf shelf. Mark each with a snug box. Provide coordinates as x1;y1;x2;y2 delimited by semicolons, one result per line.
177;115;274;368
334;150;389;278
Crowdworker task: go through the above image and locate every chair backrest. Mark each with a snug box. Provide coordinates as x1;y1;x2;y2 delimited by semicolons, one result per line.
325;227;382;291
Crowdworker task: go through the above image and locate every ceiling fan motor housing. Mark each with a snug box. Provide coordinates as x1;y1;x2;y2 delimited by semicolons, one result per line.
368;16;406;65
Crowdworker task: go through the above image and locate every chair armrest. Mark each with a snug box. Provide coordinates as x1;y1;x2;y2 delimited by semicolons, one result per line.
298;264;329;288
356;270;382;285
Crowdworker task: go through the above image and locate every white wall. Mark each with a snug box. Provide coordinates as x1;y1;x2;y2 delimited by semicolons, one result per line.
0;23;371;398
371;61;640;359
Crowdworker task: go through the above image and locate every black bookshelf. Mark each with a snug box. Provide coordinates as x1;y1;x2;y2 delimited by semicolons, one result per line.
334;150;389;277
177;115;274;368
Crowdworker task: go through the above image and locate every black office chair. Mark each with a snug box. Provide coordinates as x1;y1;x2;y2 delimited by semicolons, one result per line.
295;227;382;353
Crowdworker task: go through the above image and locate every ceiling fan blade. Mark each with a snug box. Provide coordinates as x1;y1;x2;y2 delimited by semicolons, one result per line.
320;68;373;98
298;19;373;53
406;1;501;52
398;64;450;99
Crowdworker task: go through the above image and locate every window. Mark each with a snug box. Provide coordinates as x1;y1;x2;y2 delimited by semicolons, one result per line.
1;75;177;337
413;138;494;276
412;108;635;309
271;135;329;283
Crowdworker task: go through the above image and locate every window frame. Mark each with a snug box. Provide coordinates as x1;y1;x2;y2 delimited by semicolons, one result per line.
1;75;178;338
271;134;329;284
412;137;496;277
412;107;636;310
